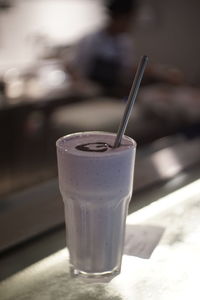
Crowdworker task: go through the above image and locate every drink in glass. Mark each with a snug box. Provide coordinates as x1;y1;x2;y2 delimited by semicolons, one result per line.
56;131;136;281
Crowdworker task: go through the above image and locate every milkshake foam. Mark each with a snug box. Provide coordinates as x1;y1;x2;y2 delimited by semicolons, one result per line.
56;131;136;276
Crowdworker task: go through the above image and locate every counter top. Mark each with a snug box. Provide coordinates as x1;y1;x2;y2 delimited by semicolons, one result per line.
1;179;200;299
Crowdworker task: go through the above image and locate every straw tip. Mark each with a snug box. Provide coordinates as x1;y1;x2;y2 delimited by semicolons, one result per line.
142;55;149;62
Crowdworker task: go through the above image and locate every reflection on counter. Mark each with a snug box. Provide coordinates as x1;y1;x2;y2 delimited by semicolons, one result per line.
1;179;200;299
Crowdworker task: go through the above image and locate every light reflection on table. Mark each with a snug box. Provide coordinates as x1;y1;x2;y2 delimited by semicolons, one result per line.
1;179;200;300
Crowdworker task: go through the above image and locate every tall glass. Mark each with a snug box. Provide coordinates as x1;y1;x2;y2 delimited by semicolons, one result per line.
56;131;136;281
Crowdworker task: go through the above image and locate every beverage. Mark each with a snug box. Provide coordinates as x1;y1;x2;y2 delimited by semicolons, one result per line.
56;131;136;281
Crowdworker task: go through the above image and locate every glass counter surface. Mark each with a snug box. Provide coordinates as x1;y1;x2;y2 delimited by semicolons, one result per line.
1;179;200;300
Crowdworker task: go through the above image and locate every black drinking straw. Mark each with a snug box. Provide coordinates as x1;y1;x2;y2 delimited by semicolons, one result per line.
114;55;149;148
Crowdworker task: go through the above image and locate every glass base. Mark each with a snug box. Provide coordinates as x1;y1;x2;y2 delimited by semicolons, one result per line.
70;265;120;283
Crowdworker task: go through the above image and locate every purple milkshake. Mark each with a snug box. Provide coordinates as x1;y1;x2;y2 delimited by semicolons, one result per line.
56;131;136;281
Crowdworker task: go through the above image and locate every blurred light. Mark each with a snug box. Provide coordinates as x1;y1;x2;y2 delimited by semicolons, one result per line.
46;70;66;86
25;78;44;98
6;79;24;99
151;148;182;178
3;68;20;82
128;179;200;224
39;66;68;89
164;173;187;189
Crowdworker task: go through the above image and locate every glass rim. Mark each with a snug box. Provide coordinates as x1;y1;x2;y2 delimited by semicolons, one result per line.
56;131;136;157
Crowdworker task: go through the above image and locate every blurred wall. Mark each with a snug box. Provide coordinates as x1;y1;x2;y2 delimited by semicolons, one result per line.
0;0;105;70
0;0;200;83
134;0;200;84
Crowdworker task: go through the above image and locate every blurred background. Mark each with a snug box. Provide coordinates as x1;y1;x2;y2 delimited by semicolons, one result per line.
0;0;200;281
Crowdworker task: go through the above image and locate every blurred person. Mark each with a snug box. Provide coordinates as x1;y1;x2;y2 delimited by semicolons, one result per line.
68;0;138;96
68;0;184;97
